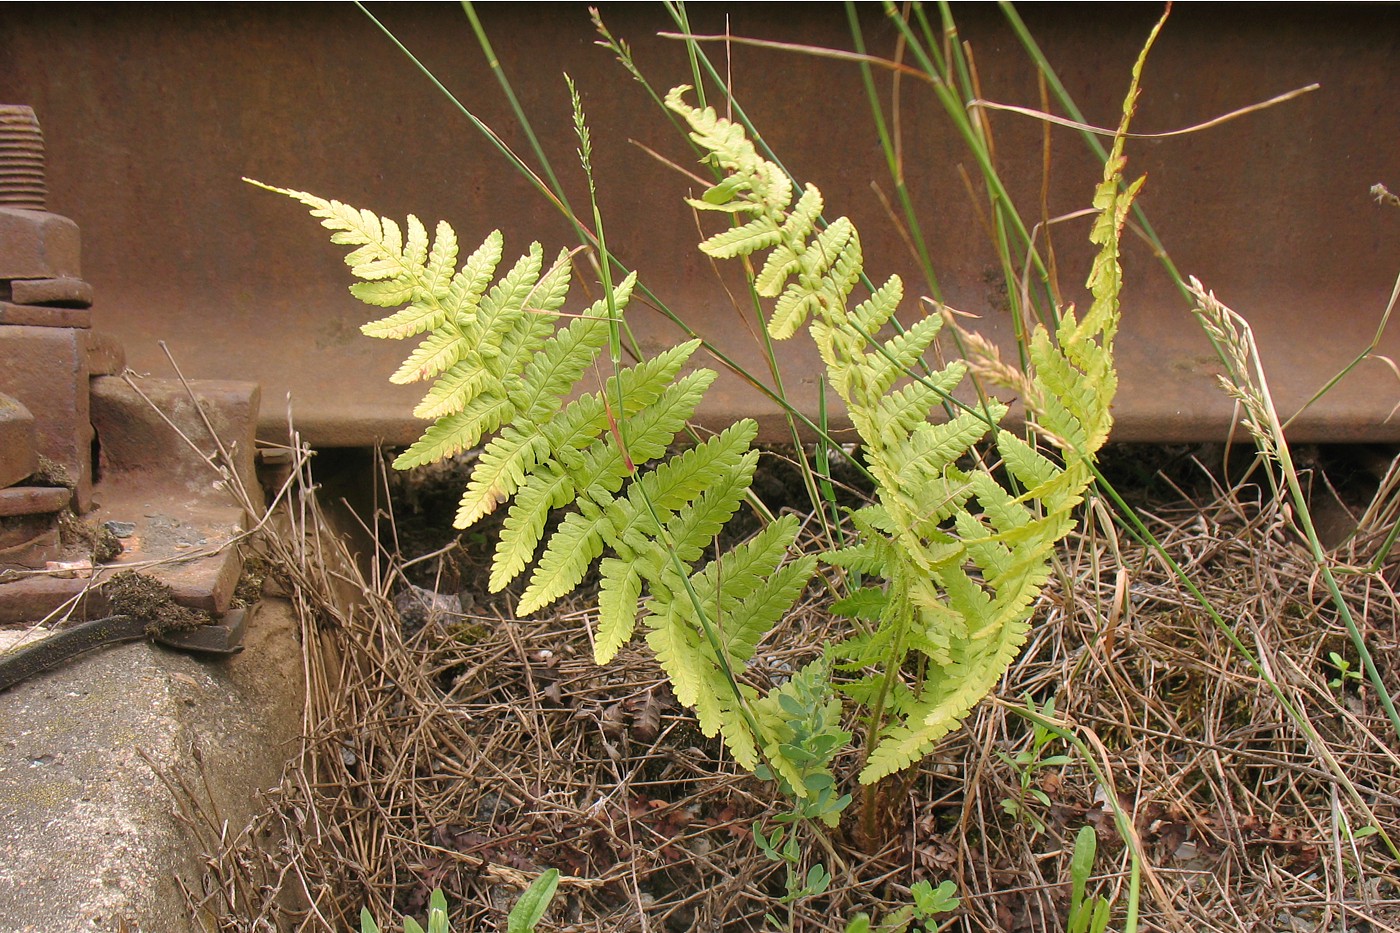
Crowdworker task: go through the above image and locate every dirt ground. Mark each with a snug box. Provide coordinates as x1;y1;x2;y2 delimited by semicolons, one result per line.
187;441;1400;932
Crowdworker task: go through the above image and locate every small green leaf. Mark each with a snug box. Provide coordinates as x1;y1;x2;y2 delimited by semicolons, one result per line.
700;177;746;205
805;862;832;896
507;869;559;933
844;914;872;933
426;888;449;933
911;879;960;916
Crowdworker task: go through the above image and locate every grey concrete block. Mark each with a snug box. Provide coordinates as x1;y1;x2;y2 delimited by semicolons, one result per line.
0;598;305;932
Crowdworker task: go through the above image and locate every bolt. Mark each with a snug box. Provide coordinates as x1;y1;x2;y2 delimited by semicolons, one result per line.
0;105;46;211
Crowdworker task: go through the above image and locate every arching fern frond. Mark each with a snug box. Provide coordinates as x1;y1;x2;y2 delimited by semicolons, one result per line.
257;184;818;784
667;78;1133;784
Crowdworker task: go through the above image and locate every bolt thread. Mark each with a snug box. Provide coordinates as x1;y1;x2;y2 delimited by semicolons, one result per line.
0;106;46;210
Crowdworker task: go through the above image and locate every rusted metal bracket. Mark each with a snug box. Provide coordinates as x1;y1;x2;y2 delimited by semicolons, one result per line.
0;104;263;640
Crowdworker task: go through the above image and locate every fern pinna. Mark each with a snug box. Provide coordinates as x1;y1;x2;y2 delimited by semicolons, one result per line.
249;180;831;790
664;82;1134;784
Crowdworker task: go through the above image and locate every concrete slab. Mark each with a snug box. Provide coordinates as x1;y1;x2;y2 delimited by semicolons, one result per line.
0;597;304;932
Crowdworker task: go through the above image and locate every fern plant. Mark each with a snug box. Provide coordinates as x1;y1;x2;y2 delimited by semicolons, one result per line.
250;33;1142;827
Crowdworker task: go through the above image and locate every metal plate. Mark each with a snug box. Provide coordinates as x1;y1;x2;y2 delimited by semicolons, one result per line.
0;4;1395;444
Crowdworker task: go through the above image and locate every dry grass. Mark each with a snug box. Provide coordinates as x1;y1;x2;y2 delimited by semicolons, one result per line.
181;442;1400;932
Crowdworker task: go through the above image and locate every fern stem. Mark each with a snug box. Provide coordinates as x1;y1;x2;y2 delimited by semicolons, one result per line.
814;377;847;585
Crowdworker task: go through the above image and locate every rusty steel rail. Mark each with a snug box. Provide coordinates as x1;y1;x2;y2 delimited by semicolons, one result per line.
0;4;1395;446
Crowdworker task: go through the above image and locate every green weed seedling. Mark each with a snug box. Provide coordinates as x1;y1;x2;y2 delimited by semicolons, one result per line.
999;696;1073;835
1328;651;1364;691
843;879;960;933
358;869;559;933
752;662;850;929
360;888;448;933
507;869;560;933
1068;826;1113;933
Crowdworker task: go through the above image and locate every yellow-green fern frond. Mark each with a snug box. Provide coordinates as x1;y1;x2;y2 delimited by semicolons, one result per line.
669;73;1132;786
521;421;760;617
262;182;823;802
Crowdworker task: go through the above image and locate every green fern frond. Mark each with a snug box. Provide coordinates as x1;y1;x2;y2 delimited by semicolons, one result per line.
412;360;489;420
262;181;822;802
995;431;1063;491
492;462;574;592
667;71;1136;786
264;41;1146;800
651;446;759;567
646;515;814;763
698;518;814;668
451;312;614;527
646;605;708;709
420;229;505;332
517;510;608;616
393;407;495;470
516;313;613;422
489;369;716;593
570;369;717;510
862;316;946;398
864;605;1032;784
698;216;783;259
849;274;904;335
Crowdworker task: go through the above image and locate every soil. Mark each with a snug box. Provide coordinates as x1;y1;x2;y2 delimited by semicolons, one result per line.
104;570;209;635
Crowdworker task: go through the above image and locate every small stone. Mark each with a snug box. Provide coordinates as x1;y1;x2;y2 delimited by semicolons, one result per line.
393;584;462;637
102;520;136;539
